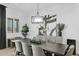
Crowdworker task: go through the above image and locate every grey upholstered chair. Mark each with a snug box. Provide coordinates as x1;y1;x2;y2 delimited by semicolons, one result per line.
65;45;74;56
14;37;23;56
15;40;23;56
32;45;45;56
21;42;32;56
52;45;74;56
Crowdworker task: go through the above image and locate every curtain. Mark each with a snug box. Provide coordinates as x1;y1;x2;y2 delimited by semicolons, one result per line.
0;4;6;48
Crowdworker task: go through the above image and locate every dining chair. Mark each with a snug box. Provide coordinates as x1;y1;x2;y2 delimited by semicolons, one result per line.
14;37;23;56
65;45;74;56
32;45;45;56
21;39;32;56
15;40;23;56
53;45;74;56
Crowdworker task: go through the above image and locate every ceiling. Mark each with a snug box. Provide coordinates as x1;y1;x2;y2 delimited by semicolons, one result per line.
1;3;65;14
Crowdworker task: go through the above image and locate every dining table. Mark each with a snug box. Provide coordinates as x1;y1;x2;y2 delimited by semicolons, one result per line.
11;37;68;56
31;42;68;55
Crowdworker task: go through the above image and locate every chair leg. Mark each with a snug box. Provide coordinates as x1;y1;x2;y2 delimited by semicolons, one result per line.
20;52;25;56
15;51;25;56
52;53;55;56
15;51;19;56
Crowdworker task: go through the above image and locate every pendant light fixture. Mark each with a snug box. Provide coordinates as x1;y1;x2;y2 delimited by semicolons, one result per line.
31;3;44;23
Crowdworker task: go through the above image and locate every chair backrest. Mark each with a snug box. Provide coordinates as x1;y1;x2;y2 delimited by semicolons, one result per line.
14;37;23;40
14;37;23;52
65;45;74;56
15;41;23;52
21;42;32;56
32;45;45;56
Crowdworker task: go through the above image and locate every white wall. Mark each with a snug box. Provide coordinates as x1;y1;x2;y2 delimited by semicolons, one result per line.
5;3;79;54
26;3;79;54
6;7;28;38
6;6;29;47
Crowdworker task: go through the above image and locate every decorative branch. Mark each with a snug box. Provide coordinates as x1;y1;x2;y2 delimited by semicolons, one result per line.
49;27;56;36
43;14;56;20
46;18;57;23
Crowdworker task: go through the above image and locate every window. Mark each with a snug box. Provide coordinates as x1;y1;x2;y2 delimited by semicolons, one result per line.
7;18;13;33
7;18;19;33
13;19;19;32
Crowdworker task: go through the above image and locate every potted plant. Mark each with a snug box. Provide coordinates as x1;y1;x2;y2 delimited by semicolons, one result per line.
21;24;29;38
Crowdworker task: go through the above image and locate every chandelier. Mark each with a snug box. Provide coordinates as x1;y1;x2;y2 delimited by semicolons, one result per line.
31;3;44;24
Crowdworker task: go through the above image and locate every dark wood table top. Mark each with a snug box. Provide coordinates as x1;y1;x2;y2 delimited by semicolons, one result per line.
11;37;68;55
32;42;68;55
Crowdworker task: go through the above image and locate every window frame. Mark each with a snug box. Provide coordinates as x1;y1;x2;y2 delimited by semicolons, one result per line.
7;17;19;33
